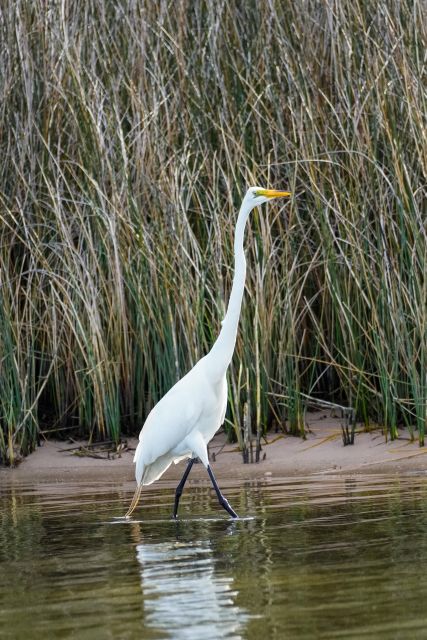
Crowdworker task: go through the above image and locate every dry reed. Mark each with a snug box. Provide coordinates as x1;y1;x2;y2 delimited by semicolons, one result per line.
0;0;426;463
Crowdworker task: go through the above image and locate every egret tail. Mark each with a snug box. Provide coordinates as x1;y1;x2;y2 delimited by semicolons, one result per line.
125;483;143;518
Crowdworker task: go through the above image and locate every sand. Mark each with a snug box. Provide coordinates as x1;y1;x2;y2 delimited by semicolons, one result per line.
2;412;427;485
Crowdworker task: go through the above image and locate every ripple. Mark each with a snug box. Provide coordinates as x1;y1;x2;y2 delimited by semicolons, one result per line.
2;474;427;639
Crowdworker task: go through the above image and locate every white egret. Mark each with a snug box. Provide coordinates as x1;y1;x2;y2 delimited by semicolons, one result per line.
126;186;291;519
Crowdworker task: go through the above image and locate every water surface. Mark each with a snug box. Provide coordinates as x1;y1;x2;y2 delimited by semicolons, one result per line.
1;473;427;639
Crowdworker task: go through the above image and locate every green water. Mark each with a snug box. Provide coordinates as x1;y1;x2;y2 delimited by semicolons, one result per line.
1;473;427;639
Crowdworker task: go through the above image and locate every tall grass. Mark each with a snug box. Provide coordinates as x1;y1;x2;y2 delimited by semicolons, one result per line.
0;0;426;464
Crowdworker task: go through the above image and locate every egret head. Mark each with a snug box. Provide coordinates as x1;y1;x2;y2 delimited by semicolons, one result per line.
245;186;292;207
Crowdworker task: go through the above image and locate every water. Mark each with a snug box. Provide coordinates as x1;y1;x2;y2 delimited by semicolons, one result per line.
1;473;427;639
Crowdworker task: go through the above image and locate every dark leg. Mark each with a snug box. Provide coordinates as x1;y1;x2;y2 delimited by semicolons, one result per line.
173;458;196;518
207;465;238;518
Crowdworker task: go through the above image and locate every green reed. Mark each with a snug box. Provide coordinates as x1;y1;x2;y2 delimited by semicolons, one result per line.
0;0;426;463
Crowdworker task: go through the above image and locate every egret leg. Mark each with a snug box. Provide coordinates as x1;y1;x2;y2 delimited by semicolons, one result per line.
173;457;196;518
207;465;238;518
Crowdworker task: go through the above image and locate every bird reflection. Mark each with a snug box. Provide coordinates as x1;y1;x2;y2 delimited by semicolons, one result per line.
135;536;249;639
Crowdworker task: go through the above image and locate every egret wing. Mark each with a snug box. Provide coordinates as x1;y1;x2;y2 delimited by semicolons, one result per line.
135;379;202;469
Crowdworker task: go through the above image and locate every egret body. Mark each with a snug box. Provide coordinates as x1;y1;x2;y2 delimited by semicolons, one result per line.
126;187;291;518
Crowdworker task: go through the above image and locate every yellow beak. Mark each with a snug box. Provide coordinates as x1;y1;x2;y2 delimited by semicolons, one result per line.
257;188;291;199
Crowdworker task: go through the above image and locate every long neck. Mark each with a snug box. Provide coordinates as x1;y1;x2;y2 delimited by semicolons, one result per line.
207;199;252;378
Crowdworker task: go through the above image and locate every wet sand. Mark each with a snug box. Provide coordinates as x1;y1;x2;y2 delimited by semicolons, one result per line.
2;412;427;484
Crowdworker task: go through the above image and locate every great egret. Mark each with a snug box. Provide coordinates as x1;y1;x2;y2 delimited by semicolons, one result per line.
126;187;291;519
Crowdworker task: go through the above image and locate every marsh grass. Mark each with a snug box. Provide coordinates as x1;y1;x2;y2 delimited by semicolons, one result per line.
0;0;426;463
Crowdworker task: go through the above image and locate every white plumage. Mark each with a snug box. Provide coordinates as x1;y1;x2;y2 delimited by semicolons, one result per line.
125;186;291;518
133;361;227;484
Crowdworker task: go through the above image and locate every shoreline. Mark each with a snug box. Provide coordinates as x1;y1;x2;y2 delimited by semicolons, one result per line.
2;413;427;485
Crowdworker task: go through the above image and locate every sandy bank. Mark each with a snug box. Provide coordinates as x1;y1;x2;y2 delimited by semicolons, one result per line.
2;412;427;485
